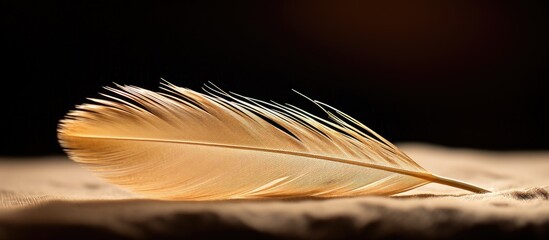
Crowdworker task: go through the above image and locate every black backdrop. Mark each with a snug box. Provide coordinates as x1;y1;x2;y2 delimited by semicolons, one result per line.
2;0;549;156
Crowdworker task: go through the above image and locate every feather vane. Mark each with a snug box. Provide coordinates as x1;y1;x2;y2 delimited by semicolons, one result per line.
58;82;489;200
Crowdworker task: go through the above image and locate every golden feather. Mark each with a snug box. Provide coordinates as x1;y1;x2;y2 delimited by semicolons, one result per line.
58;82;489;200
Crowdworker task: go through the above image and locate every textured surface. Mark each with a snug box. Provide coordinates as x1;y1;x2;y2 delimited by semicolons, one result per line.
1;143;548;239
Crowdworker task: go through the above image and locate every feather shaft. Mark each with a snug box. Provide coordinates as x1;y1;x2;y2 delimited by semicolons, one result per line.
65;134;490;193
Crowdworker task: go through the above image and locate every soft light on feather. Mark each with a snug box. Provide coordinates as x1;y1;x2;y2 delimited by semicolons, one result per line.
58;82;490;200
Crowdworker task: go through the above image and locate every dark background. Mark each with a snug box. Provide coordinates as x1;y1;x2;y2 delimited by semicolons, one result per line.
2;0;548;156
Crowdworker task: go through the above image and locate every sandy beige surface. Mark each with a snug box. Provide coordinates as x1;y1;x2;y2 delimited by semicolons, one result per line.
0;143;548;239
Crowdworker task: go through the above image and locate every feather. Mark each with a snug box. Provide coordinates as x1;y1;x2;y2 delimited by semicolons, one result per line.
58;81;490;200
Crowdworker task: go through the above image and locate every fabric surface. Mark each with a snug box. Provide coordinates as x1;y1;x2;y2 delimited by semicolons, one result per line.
0;143;548;239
